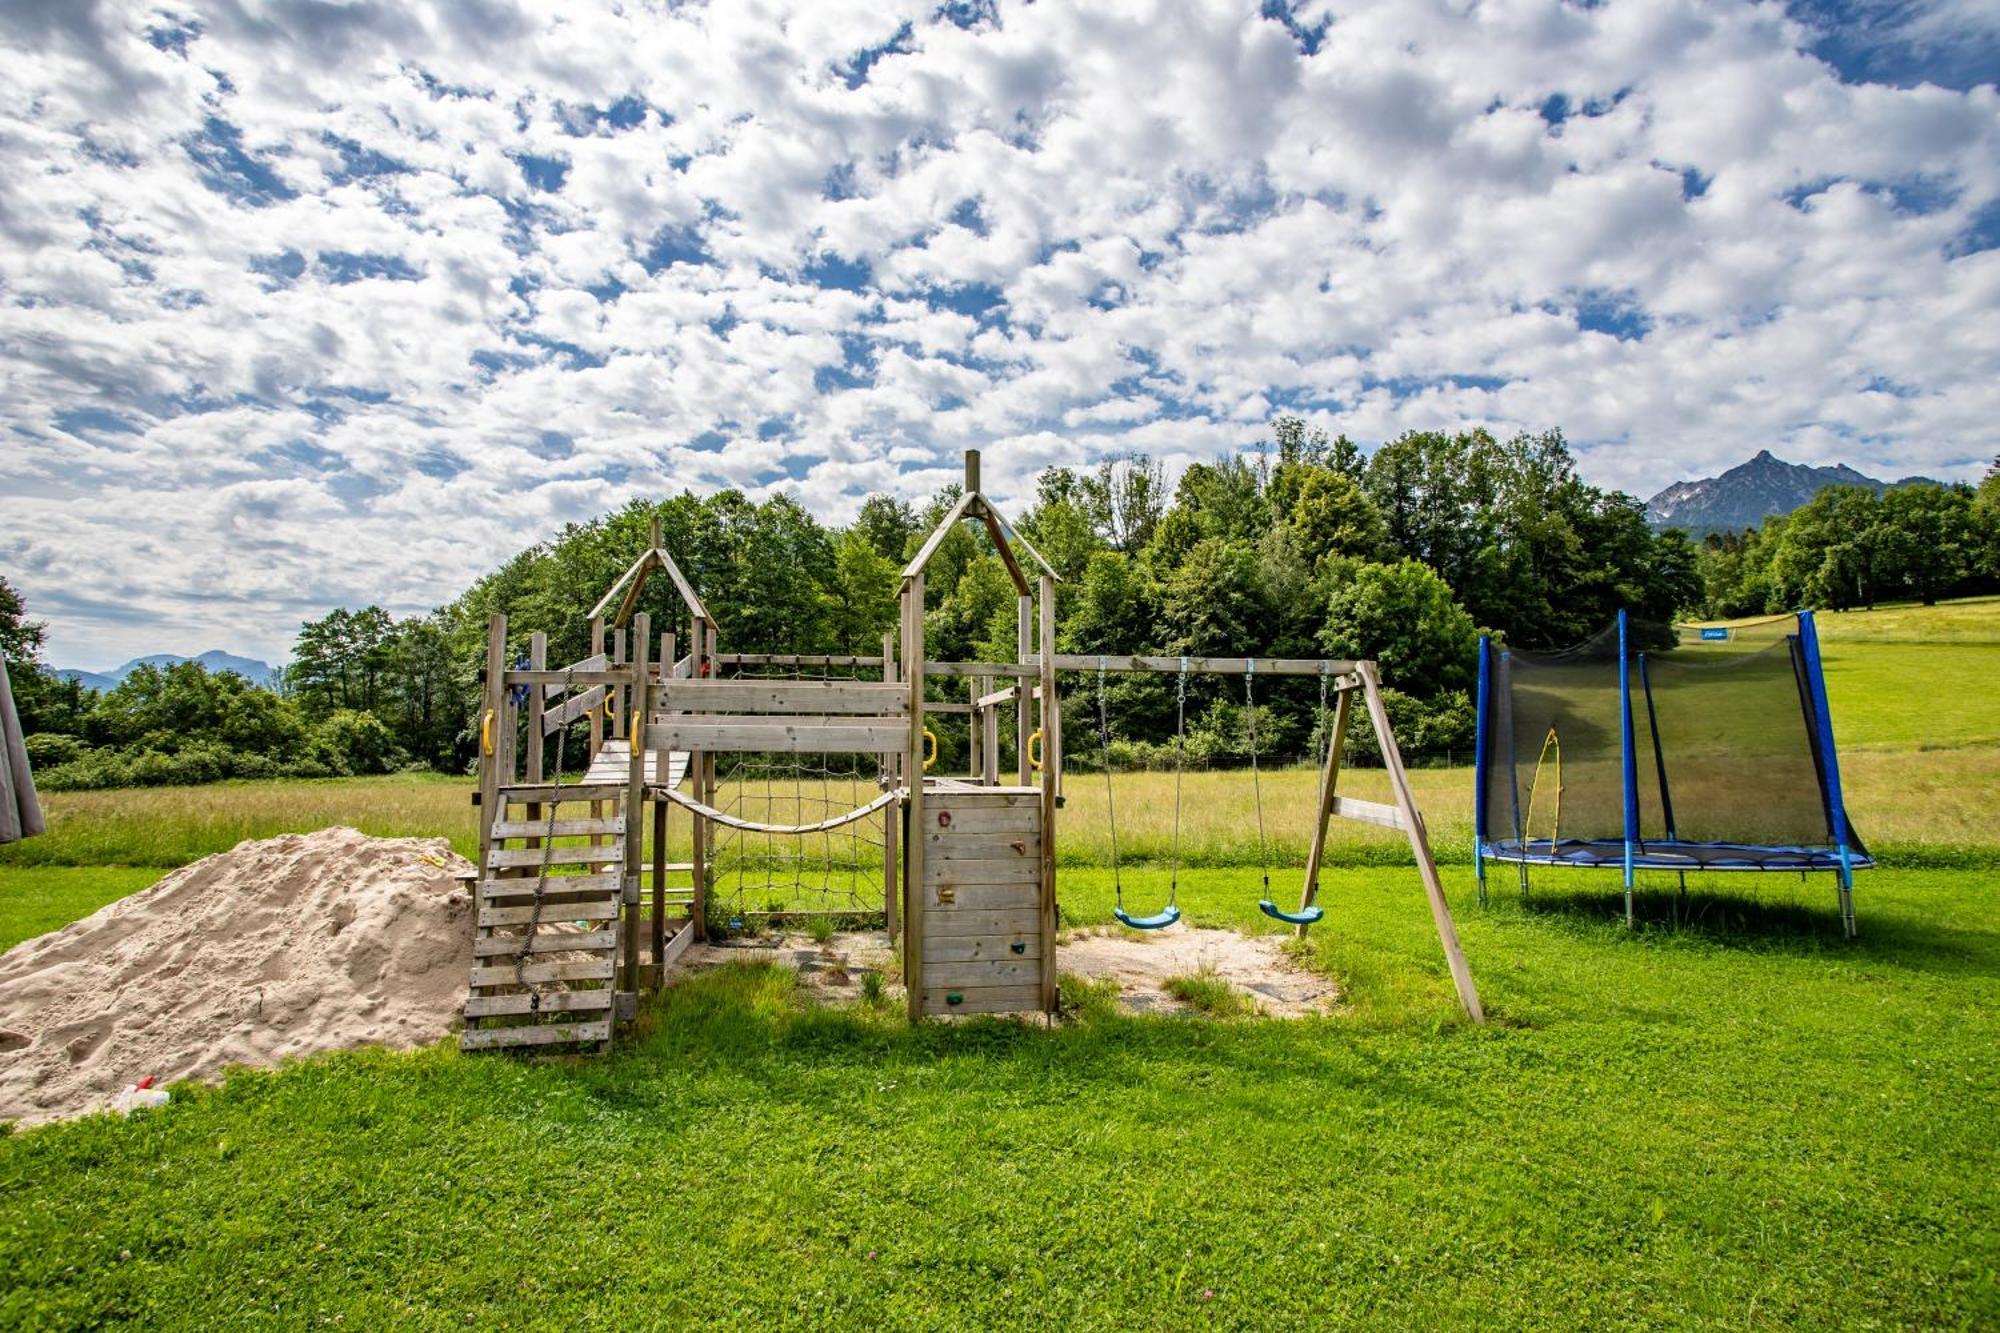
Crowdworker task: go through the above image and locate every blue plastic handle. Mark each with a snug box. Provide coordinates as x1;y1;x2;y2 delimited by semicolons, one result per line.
1258;899;1324;926
1114;904;1182;931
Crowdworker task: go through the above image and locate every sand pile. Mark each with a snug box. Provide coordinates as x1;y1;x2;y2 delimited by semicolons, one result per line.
0;827;473;1127
1059;927;1339;1016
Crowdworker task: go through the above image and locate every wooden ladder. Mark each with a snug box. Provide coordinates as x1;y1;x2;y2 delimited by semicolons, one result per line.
461;782;633;1052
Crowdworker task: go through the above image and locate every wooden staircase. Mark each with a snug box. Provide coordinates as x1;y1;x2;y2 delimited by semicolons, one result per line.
461;783;632;1052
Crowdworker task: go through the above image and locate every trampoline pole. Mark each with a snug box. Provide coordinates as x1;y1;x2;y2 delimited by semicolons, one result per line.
1799;610;1859;938
1618;611;1639;928
1638;653;1686;918
1474;635;1491;906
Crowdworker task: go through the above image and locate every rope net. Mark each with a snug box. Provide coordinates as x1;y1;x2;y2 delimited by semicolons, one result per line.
704;660;890;925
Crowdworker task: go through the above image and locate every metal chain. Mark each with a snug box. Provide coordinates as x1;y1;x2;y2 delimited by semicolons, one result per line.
1170;658;1187;907
1098;657;1122;909
1246;660;1271;900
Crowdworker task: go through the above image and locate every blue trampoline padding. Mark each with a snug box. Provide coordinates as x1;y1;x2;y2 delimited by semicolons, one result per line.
1115;904;1182;931
1481;838;1873;873
1259;899;1324;926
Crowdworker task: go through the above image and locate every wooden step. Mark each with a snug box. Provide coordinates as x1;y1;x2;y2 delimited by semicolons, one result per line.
496;783;629;805
464;989;614;1018
460;1020;611;1050
469;959;614;987
479;898;621;928
488;844;626;869
477;872;625;902
473;929;618;958
490;816;626;839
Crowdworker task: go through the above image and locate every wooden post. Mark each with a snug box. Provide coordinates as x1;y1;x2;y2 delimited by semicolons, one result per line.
904;574;926;1021
965;448;981;495
690;617;711;941
588;616;606;857
1296;683;1354;937
653;630;674;977
967;676;981;779
476;613;508;881
524;632;546;853
882;629;900;941
982;693;1000;786
624;613;651;1010
1016;595;1033;786
1037;574;1058;1014
1357;662;1484;1024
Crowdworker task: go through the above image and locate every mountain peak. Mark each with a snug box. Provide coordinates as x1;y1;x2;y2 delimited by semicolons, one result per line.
1647;452;1939;534
50;650;279;691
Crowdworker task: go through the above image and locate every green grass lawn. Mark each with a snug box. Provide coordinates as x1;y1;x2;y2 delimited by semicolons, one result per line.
1;865;1993;1327
0;596;1996;1326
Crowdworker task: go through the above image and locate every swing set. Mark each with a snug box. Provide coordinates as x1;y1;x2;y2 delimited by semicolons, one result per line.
1075;651;1483;1021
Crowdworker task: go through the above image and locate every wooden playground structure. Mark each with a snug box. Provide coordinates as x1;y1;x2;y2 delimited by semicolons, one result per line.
462;452;1482;1051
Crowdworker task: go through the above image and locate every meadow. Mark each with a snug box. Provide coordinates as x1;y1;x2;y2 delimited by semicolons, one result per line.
0;600;1994;1326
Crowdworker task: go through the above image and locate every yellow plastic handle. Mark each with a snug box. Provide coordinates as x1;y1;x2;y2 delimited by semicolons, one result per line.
923;727;939;771
481;709;495;757
1028;727;1043;771
631;714;642;751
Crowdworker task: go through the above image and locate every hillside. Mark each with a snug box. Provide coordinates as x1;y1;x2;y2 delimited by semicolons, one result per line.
53;650;278;691
1646;449;1937;533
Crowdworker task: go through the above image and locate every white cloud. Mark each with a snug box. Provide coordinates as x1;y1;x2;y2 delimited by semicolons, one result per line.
0;0;1995;665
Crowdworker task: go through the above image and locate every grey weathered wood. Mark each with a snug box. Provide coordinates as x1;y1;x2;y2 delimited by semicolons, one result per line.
657;680;909;716
588;549;654;621
488;844;627;869
491;816;624;839
460;1020;611;1049
544;685;607;732
500;669;634;688
903;573;926;1021
473;929;619;957
468;959;615;986
926;833;1039;861
926;881;1042;911
1331;795;1405;831
972;493;1032;596
923;907;1044;940
920;933;1040;962
1038;574;1059;1014
899;490;976;581
624;612;651;1024
476;876;628;904
882;629;901;942
644;720;909;754
1357;661;1485;1024
920;806;1041;834
476;614;508;882
919;984;1042;1016
923;958;1040;988
1297;686;1353;936
715;653;886;668
479;899;621;927
463;990;613;1018
525;633;546;795
498;783;630;805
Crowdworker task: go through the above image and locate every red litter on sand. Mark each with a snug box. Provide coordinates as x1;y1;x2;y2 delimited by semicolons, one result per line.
134;1075;157;1090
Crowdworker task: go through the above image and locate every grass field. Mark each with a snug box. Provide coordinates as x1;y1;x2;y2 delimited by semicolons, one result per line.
0;599;1995;1326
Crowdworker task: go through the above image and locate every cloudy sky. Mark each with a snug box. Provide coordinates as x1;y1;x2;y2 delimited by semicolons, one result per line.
2;0;1997;669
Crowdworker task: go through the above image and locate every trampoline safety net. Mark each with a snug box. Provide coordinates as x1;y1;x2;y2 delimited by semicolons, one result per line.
1476;613;1869;873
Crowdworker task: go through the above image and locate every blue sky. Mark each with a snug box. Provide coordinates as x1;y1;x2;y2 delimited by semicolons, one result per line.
1;0;1996;667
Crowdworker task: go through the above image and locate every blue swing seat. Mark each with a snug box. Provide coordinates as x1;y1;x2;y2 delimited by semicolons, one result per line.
1114;904;1182;931
1258;899;1324;926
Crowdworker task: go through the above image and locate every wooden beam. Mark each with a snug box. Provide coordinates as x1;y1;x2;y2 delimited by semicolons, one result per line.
904;573;927;1021
1296;686;1353;936
1357;661;1484;1024
715;653;887;668
1038;573;1059;1014
623;611;651;1035
656;680;908;715
882;629;900;943
588;548;654;621
613;550;659;630
899;490;977;581
972;494;1033;597
650;546;713;626
1017;595;1033;787
645;719;910;754
476;614;508;883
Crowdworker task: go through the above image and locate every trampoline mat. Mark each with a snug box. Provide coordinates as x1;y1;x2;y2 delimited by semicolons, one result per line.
1481;838;1871;872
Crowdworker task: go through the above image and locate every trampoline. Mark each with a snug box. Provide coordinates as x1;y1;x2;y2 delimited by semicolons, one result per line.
1475;610;1868;934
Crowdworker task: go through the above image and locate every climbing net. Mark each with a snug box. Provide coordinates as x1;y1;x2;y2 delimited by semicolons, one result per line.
704;661;891;927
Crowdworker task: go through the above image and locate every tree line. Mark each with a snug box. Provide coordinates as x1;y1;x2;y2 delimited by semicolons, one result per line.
13;424;1985;790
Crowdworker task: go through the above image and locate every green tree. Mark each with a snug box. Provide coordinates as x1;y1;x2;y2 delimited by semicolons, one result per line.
1286;467;1388;565
0;575;46;665
831;529;899;652
1161;539;1268;657
1317;560;1479;697
852;494;917;563
1875;483;1976;605
1769;486;1884;610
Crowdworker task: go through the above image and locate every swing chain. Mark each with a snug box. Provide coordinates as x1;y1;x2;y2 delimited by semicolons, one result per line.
1098;657;1123;909
1245;660;1271;897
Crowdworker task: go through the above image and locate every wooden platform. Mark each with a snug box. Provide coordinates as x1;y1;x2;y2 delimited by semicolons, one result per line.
583;740;688;789
912;785;1052;1018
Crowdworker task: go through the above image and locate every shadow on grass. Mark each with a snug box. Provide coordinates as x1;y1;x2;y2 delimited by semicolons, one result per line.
1499;877;2000;975
590;960;1478;1118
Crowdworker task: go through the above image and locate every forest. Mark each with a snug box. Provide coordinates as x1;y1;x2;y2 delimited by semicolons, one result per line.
8;422;1998;789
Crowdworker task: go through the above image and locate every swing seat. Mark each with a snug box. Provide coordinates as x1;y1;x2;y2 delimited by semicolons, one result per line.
1114;904;1182;931
1258;899;1324;926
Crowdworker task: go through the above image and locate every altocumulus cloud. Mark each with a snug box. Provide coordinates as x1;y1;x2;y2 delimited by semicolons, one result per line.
0;0;1996;663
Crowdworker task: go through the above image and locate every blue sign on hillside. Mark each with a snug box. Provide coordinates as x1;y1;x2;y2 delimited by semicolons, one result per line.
1700;627;1731;641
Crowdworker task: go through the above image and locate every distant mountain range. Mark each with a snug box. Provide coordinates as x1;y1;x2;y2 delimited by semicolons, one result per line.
52;650;280;692
1645;450;1940;534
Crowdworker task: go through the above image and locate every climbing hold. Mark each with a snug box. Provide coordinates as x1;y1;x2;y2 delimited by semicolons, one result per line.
1010;941;1025;954
945;991;964;1006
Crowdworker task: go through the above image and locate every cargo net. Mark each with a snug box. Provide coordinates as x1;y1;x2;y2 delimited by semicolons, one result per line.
1480;615;1867;871
704;663;891;928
